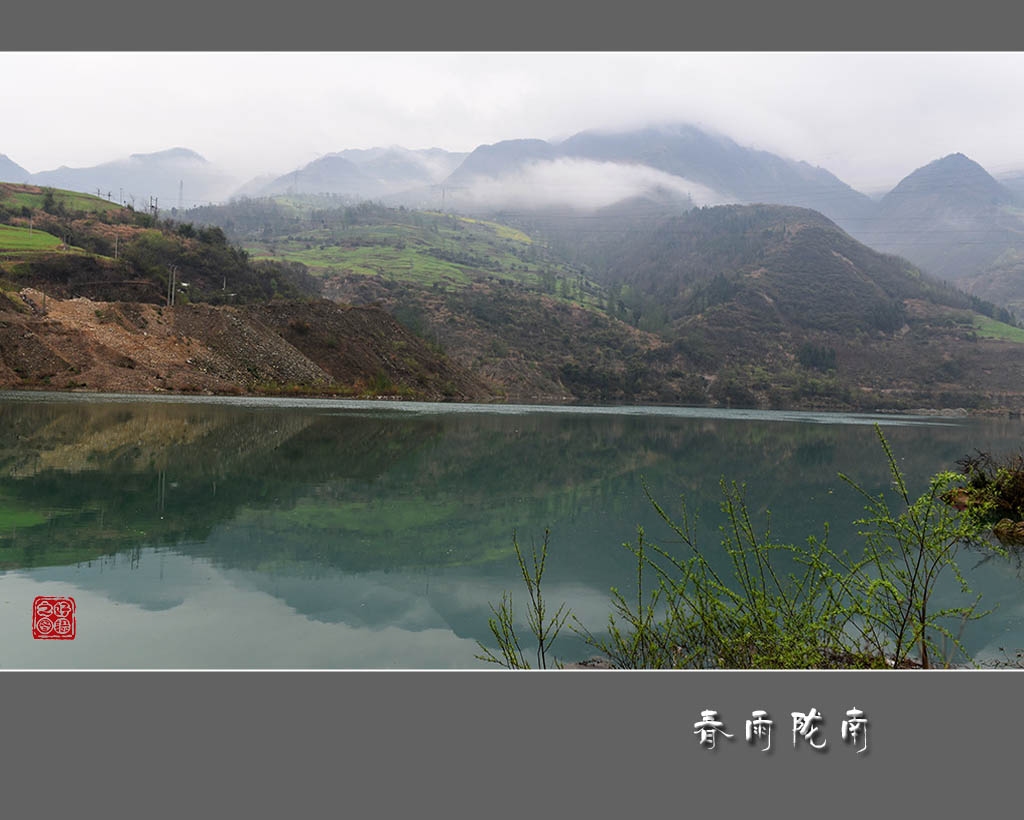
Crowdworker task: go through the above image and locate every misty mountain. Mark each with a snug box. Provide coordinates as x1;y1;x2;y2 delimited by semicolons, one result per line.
585;203;995;335
335;146;467;188
231;173;280;199
560;124;875;229
490;186;696;270
28;148;237;210
259;155;376;198
441;124;875;231
853;153;1024;312
251;147;467;201
880;153;1014;216
303;198;1022;410
0;153;30;182
445;139;560;185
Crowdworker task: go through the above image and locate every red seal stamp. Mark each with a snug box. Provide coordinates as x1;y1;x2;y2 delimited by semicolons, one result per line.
32;596;76;640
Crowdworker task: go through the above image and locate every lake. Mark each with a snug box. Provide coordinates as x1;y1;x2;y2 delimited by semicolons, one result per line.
1;391;1023;668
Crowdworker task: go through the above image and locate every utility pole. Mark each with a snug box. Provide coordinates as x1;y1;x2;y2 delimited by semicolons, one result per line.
167;265;178;306
178;179;183;212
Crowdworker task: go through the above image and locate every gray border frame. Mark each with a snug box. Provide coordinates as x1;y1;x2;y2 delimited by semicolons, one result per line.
4;0;1024;49
2;670;1020;814
4;0;1024;812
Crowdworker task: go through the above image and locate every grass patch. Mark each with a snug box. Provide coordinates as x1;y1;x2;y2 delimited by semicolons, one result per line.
0;223;62;251
970;313;1024;343
250;240;475;287
0;183;123;214
450;214;533;244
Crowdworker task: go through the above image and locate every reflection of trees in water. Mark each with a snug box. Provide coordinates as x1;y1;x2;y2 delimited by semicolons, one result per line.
0;402;444;568
0;403;316;477
965;535;1024;578
1;399;1022;581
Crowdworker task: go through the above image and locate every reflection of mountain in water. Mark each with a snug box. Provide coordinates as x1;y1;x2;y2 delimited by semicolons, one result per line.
1;398;1020;587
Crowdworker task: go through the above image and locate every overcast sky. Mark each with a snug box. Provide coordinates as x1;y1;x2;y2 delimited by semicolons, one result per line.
4;52;1024;192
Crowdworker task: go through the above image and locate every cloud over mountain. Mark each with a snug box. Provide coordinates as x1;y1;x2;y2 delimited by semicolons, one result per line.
448;157;732;211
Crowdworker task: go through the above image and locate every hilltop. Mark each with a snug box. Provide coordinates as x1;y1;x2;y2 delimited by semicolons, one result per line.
851;154;1024;313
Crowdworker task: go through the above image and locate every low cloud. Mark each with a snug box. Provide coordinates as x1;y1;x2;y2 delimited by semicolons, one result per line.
451;158;734;212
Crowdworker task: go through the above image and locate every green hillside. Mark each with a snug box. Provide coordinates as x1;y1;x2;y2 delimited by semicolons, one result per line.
186;198;605;309
0;185;320;305
0;182;123;214
177;198;1024;411
0;223;62;252
971;313;1024;343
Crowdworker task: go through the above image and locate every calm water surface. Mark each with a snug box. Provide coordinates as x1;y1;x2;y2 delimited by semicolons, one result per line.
2;391;1023;668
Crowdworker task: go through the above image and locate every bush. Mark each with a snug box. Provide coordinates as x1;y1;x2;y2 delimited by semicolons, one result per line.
481;425;996;669
797;342;837;371
953;450;1024;524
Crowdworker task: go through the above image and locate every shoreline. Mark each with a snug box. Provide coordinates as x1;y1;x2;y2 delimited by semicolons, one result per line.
2;384;1023;418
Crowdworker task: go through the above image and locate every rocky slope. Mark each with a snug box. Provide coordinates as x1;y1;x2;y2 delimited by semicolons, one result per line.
0;290;494;401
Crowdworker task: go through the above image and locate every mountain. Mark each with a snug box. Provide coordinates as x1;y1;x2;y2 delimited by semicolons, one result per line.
596;203;991;327
28;148;238;211
334;146;467;189
201;191;1024;410
252;147;468;201
854;153;1024;313
259;155;376;198
442;124;875;232
560;124;875;229
879;153;1014;216
445;139;560;184
578;203;1024;410
0;154;29;182
231;173;279;200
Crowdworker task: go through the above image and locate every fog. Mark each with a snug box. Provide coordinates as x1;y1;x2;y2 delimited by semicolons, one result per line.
451;158;733;211
3;53;1024;194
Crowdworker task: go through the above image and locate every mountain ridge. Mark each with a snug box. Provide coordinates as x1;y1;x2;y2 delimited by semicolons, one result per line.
850;152;1024;311
0;154;29;182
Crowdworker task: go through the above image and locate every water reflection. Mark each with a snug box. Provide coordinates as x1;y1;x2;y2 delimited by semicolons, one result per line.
1;393;1023;667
